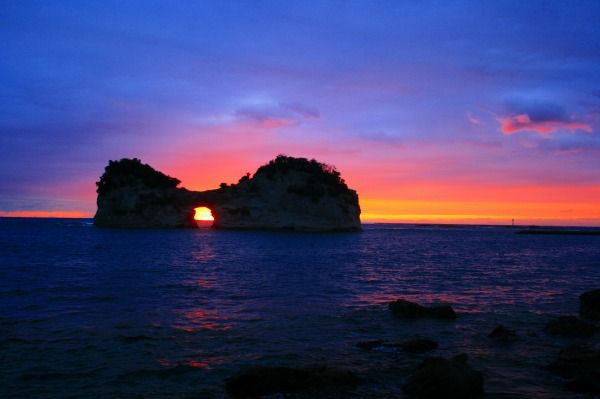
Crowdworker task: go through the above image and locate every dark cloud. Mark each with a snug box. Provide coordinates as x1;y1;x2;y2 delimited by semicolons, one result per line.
280;102;320;119
235;108;300;129
507;101;569;123
234;102;319;129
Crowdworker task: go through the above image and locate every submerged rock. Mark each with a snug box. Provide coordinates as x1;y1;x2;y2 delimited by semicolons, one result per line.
357;340;386;350
94;155;361;231
357;338;438;353
547;343;600;394
488;325;517;342
543;316;596;337
224;365;359;397
404;354;484;399
389;299;457;320
580;289;600;321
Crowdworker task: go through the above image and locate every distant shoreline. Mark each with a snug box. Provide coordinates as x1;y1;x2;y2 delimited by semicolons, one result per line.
2;216;600;230
517;229;600;236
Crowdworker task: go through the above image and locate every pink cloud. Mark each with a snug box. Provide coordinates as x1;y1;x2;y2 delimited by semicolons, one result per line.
235;108;300;129
233;101;320;130
499;113;592;135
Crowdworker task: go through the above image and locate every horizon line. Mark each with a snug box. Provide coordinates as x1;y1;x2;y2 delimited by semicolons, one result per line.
1;214;600;229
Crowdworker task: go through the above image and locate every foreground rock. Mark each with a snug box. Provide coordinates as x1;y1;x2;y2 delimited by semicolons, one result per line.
543;316;596;337
580;289;600;321
547;343;600;394
389;299;457;320
224;365;359;397
566;372;600;394
488;325;517;342
404;354;484;398
94;155;361;231
400;338;439;353
357;338;438;353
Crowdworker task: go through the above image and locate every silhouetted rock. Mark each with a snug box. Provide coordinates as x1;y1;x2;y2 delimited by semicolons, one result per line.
404;354;484;399
543;316;596;337
389;299;457;320
488;325;517;342
580;289;600;321
93;158;196;228
94;155;361;230
547;343;600;394
357;338;438;353
224;365;359;397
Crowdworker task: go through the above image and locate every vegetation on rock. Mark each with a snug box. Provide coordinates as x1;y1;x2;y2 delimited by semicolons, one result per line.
96;158;180;195
254;155;352;199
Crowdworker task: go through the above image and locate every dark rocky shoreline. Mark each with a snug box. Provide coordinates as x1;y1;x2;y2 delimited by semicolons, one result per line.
225;290;600;398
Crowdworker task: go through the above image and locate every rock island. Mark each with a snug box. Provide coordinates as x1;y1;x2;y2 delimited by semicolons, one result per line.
94;155;361;231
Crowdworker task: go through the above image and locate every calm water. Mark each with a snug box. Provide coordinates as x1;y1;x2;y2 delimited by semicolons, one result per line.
1;218;599;398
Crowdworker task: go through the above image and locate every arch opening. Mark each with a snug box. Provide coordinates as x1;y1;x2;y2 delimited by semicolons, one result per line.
194;206;214;228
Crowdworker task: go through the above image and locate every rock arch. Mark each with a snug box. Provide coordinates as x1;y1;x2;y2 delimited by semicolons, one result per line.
94;156;361;231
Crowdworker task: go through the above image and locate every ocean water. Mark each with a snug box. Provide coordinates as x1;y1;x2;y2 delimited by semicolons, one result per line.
1;218;599;398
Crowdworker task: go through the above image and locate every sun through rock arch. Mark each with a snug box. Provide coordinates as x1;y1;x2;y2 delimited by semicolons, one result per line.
193;206;215;227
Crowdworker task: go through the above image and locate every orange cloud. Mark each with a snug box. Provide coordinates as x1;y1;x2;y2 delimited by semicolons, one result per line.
499;114;592;135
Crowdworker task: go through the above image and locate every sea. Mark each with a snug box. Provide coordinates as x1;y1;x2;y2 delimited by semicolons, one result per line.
1;217;599;398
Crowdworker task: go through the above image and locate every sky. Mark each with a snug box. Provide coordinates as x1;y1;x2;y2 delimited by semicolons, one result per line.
1;1;600;225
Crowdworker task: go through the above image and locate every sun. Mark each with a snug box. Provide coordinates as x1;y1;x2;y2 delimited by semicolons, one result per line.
194;207;214;221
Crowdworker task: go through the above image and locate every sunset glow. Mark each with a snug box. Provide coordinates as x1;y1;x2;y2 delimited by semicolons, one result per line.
194;207;214;222
1;2;600;227
0;211;91;219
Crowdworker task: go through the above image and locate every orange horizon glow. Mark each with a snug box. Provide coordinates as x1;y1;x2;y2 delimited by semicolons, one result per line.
3;177;600;227
3;195;600;227
194;207;214;221
0;210;91;219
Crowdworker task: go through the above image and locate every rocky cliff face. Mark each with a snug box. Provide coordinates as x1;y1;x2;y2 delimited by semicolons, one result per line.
94;156;361;231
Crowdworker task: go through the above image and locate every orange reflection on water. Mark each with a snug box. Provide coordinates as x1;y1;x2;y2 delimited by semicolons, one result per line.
158;358;224;370
195;277;216;289
177;308;232;332
187;360;210;369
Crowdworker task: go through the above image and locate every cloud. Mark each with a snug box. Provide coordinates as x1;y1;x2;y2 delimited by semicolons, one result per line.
498;100;592;135
466;112;480;125
280;102;320;119
234;108;300;129
499;114;592;135
234;102;319;129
